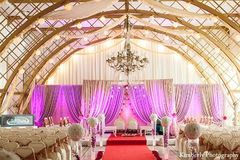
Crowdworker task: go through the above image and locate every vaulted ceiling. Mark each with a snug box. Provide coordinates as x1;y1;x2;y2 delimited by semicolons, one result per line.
0;0;240;116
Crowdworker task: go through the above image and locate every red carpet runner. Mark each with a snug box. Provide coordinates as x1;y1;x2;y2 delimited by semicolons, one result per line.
102;135;155;160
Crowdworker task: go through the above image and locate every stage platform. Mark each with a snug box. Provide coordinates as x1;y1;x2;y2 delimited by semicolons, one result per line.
81;134;176;146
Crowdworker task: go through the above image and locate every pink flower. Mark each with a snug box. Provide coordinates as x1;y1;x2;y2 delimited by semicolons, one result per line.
172;113;176;117
223;116;227;120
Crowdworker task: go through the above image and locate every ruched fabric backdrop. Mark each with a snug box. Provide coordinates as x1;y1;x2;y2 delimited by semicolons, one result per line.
31;81;224;127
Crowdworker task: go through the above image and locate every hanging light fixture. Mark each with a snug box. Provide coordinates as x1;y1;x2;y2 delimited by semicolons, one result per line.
106;15;149;75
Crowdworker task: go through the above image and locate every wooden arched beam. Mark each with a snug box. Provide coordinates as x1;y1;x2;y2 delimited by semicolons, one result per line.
1;9;238;108
139;26;236;103
19;26;236;111
183;0;240;33
17;36;111;111
0;11;112;107
0;0;72;54
18;36;210;113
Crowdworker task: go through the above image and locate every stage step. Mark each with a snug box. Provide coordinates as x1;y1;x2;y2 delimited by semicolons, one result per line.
107;135;147;145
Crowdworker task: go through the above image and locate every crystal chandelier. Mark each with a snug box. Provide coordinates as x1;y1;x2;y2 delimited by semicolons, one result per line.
106;15;148;75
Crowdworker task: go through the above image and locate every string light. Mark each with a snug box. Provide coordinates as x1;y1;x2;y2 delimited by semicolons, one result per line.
35;50;41;56
49;59;54;64
35;75;41;80
100;16;106;22
37;18;45;25
54;35;61;40
234;34;240;42
158;44;166;52
103;30;109;35
76;22;82;29
195;33;201;39
173;22;179;28
64;3;73;11
65;46;70;51
19;68;25;74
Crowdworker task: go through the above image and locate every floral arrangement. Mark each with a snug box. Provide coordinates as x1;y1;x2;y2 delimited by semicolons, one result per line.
98;114;105;122
184;122;201;140
88;117;99;128
0;149;21;160
223;115;227;120
161;116;171;127
68;124;84;141
172;113;176;117
150;113;158;122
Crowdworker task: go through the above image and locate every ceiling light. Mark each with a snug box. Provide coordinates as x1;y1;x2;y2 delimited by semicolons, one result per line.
19;68;25;74
64;3;73;11
100;16;106;22
173;22;179;28
35;50;41;56
37;18;45;25
234;34;240;42
76;22;82;29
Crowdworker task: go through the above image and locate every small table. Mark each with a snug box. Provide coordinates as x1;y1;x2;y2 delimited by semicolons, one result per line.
104;126;117;136
139;126;152;136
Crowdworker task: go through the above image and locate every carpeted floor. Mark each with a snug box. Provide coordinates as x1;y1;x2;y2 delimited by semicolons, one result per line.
103;134;155;160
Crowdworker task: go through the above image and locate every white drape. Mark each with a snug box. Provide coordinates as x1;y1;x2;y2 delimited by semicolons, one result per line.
48;39;203;85
129;15;191;36
139;0;213;19
45;0;118;20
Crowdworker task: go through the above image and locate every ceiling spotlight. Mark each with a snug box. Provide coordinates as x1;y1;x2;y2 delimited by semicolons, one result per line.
19;68;25;74
212;17;218;23
13;36;22;44
214;48;220;53
65;46;70;51
35;50;41;56
164;36;170;41
103;30;109;35
195;33;201;39
144;30;149;36
64;3;73;11
37;18;45;25
49;59;54;64
100;16;106;22
158;44;166;52
76;22;82;29
173;22;179;28
35;75;41;80
149;15;155;22
54;35;61;40
83;37;88;41
186;2;192;10
234;34;240;42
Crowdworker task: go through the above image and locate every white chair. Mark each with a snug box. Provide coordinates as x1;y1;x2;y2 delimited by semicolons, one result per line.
16;138;32;146
2;142;19;152
128;119;138;130
28;141;48;159
114;119;125;133
15;146;36;160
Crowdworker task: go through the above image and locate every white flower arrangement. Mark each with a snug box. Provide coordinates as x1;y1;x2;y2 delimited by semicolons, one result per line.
88;117;99;128
68;124;84;141
161;116;172;127
98;114;105;122
184;122;201;140
150;113;158;122
0;149;21;160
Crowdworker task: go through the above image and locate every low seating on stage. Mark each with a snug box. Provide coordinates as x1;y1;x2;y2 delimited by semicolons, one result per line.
104;126;117;136
139;126;152;136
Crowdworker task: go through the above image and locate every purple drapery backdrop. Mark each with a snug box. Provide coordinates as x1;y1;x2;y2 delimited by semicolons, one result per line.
200;85;224;122
38;85;60;126
129;84;152;125
145;80;174;118
175;85;196;122
31;85;82;126
62;86;82;122
31;85;45;126
104;85;124;125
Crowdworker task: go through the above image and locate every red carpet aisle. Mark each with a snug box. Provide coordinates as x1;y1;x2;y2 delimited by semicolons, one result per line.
102;135;155;160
